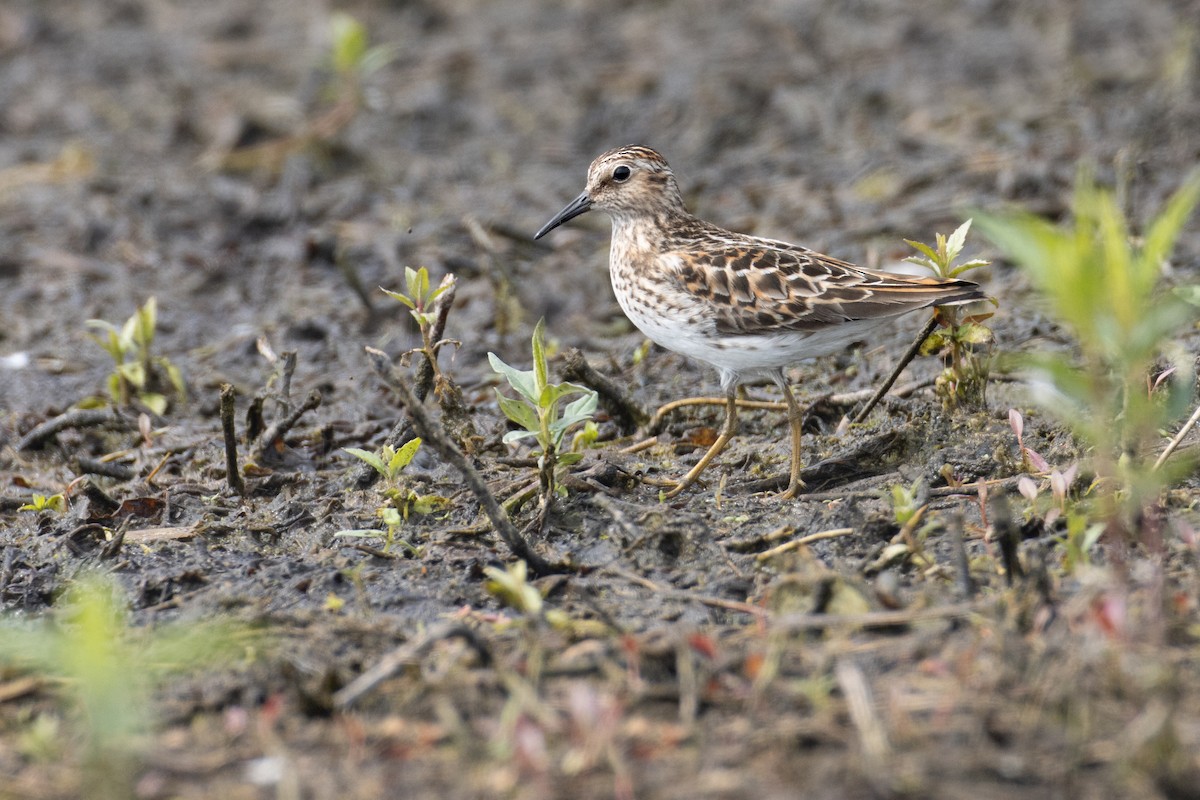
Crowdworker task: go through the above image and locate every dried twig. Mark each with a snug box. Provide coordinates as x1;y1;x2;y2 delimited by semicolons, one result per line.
220;383;245;496
17;408;123;451
74;457;136;482
852;315;939;424
249;390;322;465
1154;399;1200;470
561;348;649;432
835;659;893;786
950;511;976;598
333;622;490;709
754;527;855;562
990;493;1024;585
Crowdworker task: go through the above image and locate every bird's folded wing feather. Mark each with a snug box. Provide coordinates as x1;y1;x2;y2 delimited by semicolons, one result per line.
668;242;982;336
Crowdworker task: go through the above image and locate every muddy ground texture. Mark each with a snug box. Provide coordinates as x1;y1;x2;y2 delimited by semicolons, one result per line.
3;1;1200;798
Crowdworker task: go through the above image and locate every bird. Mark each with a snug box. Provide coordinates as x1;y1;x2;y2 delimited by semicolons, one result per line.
534;145;984;499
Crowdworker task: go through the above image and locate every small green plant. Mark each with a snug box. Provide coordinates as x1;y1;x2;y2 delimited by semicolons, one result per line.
484;560;544;616
879;479;940;572
904;220;994;409
335;506;423;556
483;559;570;631
489;319;598;508
19;493;66;513
346;438;422;484
381;267;457;380
0;574;256;800
338;437;446;553
84;297;184;415
328;12;399;96
976;168;1200;537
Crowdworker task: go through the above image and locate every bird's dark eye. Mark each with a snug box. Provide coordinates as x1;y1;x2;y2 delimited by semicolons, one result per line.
612;165;632;182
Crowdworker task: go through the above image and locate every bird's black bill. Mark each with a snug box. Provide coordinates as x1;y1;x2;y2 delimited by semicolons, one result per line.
534;192;591;240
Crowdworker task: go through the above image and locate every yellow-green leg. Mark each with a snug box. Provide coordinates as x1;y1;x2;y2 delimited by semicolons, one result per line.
663;389;738;499
775;383;806;500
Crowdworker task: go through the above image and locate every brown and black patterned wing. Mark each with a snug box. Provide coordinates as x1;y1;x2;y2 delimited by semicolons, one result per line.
670;241;983;336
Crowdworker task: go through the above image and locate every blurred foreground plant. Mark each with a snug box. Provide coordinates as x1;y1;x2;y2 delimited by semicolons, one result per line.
0;574;258;800
976;168;1200;537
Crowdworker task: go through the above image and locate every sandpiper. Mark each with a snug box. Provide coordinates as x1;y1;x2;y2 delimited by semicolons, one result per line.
535;145;984;499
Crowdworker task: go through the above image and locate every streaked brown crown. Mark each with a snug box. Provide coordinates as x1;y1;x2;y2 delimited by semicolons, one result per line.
584;145;686;218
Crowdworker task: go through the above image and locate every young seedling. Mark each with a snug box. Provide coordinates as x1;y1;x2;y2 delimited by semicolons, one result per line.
345;438;423;484
484;560;544;617
1008;409;1050;474
336;506;424;557
0;573;256;800
84;297;185;415
977;168;1200;537
214;13;397;174
903;220;994;409
380;267;458;383
18;493;66;513
327;12;399;103
337;437;445;554
482;560;570;649
489;319;598;518
885;479;940;572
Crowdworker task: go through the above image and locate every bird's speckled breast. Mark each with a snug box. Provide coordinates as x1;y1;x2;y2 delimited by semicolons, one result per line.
606;218;828;383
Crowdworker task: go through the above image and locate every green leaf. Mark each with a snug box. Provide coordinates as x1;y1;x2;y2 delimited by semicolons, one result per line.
105;373;123;404
918;331;947;356
408;494;449;515
404;266;429;306
488;353;538;403
956;322;994;345
549;391;598;443
380;286;416;309
496;392;540;434
903;239;939;264
135;297;157;348
532;318;549;397
344;447;387;476
389;437;422;475
1173;285;1200;307
560;390;598;425
902;255;937;272
119;312;140;352
945;219;972;261
138;392;168;416
558;452;584;466
1142;170;1200;275
571;420;600;452
118;361;147;389
483;561;541;615
426;274;454;304
330;12;368;75
86;322;124;361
